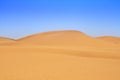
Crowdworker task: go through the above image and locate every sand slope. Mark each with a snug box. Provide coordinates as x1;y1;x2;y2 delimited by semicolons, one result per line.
17;30;118;48
0;37;15;46
97;36;120;46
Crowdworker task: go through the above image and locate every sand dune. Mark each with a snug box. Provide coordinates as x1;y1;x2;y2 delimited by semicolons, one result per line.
0;37;15;46
17;30;118;48
97;36;120;46
0;30;120;80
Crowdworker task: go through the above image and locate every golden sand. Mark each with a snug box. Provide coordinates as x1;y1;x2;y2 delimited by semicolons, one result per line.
0;30;120;80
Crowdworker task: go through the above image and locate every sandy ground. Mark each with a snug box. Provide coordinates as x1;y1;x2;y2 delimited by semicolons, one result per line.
0;30;120;80
0;46;120;80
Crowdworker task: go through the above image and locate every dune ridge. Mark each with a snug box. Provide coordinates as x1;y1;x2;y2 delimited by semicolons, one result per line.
17;30;119;48
0;37;14;41
0;37;15;46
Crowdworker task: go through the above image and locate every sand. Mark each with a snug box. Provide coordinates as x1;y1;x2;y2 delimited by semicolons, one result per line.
18;30;118;48
0;37;15;46
97;36;120;46
0;30;120;80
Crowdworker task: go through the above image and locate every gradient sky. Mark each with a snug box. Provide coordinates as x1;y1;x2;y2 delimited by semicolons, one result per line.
0;0;120;39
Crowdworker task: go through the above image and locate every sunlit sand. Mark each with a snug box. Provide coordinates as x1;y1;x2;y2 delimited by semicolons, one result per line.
0;30;120;80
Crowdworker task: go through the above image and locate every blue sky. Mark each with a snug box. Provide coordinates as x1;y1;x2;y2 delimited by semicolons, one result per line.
0;0;120;39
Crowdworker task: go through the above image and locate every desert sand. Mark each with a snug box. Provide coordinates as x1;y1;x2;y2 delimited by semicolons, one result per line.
18;30;118;48
0;37;15;46
97;36;120;46
0;30;120;80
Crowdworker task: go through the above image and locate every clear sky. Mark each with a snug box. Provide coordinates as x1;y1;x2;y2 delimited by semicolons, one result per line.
0;0;120;39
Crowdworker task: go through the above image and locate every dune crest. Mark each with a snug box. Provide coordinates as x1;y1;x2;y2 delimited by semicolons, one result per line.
0;37;15;46
0;37;14;41
17;30;118;48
